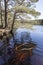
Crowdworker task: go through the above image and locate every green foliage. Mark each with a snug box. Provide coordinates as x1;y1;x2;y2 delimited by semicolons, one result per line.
30;0;39;3
13;5;40;17
0;0;41;29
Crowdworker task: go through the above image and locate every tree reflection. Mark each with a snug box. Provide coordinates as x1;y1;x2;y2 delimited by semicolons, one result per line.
0;28;36;65
14;29;32;45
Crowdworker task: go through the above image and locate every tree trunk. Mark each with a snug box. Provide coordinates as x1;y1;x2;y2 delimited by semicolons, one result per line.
4;0;7;28
11;11;16;31
0;0;3;27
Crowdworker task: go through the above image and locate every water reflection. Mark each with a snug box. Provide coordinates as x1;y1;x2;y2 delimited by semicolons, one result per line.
14;28;32;44
30;25;43;55
0;25;43;65
14;25;43;65
30;25;43;65
0;28;33;65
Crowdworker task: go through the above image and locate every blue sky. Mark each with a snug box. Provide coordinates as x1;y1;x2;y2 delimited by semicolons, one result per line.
36;0;43;19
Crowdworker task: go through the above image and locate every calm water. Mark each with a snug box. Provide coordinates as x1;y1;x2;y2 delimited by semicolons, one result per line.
30;25;43;65
0;25;43;65
15;25;43;65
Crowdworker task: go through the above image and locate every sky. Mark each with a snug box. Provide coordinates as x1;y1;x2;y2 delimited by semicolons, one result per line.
35;0;43;19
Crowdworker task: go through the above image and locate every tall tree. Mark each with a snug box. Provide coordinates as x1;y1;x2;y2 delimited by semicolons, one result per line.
11;0;40;30
0;0;41;28
0;0;3;27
